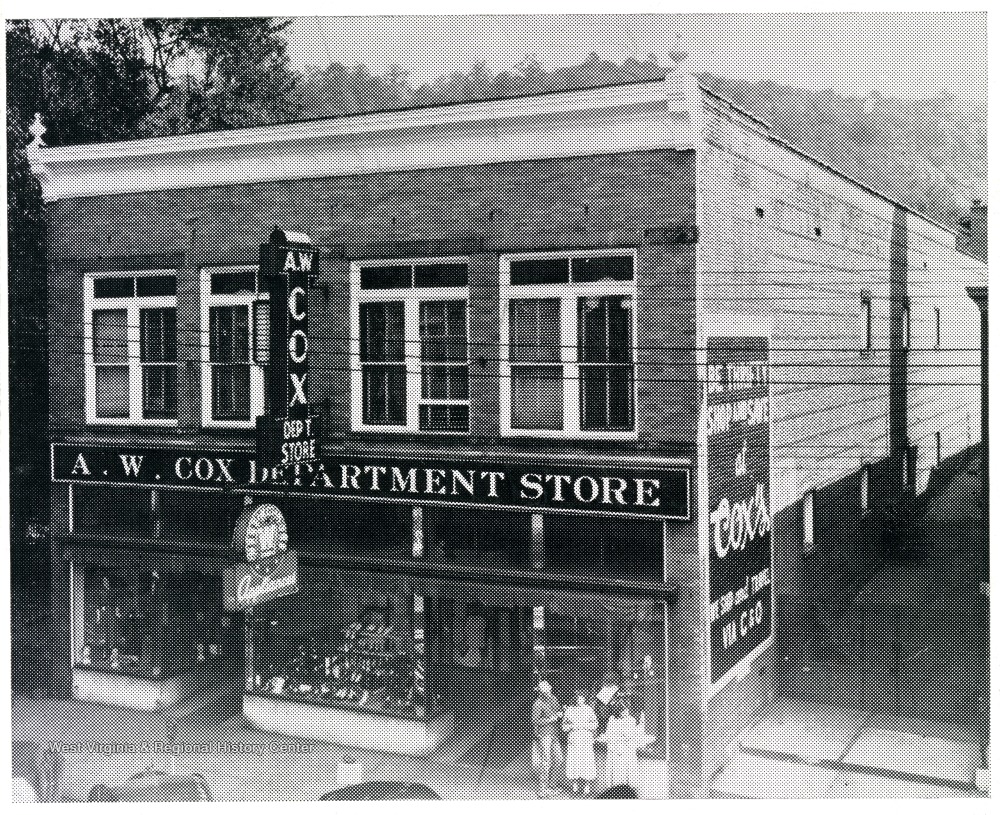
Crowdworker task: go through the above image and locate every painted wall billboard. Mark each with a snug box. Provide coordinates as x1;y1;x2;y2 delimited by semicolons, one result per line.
705;335;773;687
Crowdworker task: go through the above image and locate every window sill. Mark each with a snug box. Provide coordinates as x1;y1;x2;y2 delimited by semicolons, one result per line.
501;428;638;441
203;420;256;430
352;425;470;436
86;419;178;428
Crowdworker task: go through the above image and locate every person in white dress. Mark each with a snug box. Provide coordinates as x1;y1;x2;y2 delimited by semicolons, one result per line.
562;694;598;796
598;701;640;790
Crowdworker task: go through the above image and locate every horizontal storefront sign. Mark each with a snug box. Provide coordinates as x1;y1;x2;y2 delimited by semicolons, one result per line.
223;550;299;612
51;445;689;519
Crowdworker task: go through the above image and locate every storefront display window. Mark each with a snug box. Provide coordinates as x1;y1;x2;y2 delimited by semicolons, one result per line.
73;566;230;680
249;588;438;720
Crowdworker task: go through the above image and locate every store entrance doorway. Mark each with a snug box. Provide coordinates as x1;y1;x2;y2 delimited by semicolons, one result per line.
425;595;666;769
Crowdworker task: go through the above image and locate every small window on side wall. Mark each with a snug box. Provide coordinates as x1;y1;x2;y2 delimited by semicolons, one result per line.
860;466;870;513
861;293;872;351
934;307;941;348
802;490;816;555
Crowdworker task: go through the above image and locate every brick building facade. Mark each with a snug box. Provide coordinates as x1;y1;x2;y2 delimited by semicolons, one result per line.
28;74;986;797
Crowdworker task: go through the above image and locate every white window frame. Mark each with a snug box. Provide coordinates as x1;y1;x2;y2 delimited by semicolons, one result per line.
802;489;816;555
500;249;638;439
350;257;471;434
84;270;178;427
200;266;268;429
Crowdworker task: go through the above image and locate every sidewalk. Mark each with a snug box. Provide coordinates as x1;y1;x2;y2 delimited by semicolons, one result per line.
713;454;989;798
710;697;985;798
13;693;673;800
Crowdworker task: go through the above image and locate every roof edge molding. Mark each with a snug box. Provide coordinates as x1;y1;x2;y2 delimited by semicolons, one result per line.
28;78;695;202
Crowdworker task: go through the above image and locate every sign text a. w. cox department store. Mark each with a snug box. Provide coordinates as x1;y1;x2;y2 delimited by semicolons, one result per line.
51;445;690;519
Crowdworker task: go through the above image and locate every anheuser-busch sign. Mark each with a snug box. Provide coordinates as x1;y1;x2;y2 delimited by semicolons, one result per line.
223;550;299;612
51;444;689;519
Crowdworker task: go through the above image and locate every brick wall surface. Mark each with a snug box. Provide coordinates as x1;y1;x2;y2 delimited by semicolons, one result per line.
47;149;698;453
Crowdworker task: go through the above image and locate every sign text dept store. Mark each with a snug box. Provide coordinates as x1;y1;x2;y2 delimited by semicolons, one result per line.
52;446;690;519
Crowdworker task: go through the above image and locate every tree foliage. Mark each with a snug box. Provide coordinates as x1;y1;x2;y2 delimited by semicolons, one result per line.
6;17;299;551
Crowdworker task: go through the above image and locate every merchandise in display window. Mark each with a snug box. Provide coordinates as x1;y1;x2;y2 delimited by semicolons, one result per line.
74;566;230;679
249;590;439;720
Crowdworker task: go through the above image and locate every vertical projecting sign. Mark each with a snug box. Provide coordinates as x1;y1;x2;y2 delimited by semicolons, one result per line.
705;335;773;689
257;228;321;467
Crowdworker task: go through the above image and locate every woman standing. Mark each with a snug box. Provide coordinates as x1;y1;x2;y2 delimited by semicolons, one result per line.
599;701;640;790
562;693;599;796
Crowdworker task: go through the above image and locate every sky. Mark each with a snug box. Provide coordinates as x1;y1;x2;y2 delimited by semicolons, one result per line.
283;12;988;103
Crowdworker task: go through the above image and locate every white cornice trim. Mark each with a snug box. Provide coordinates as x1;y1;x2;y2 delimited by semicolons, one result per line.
28;79;695;202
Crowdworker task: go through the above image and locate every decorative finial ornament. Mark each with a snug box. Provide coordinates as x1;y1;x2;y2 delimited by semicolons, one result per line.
28;113;47;150
668;35;688;71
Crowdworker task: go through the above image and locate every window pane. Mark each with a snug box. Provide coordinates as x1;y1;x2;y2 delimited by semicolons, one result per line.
580;366;608;429
509;299;561;363
209;271;255;295
362;365;407;425
92;309;128;364
607;365;634;428
571;255;633;282
421;366;468;399
360;303;405;362
420;301;466;362
140;308;176;363
580;366;634;431
579;296;632;364
414;263;468;288
93;277;134;298
142;366;177;419
360;265;411;289
509;258;569;285
510;366;563;429
211;365;251;421
210;306;249;363
135;275;177;297
419;404;469;432
253;301;270;364
95;366;129;418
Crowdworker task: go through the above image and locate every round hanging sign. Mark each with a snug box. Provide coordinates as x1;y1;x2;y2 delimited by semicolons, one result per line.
233;503;289;563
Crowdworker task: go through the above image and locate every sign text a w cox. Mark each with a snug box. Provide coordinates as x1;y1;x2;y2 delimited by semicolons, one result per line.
257;228;321;468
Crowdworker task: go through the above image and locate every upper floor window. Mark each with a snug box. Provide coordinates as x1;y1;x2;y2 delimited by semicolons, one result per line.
351;259;469;433
500;251;636;437
201;267;268;427
860;293;872;351
85;272;177;425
